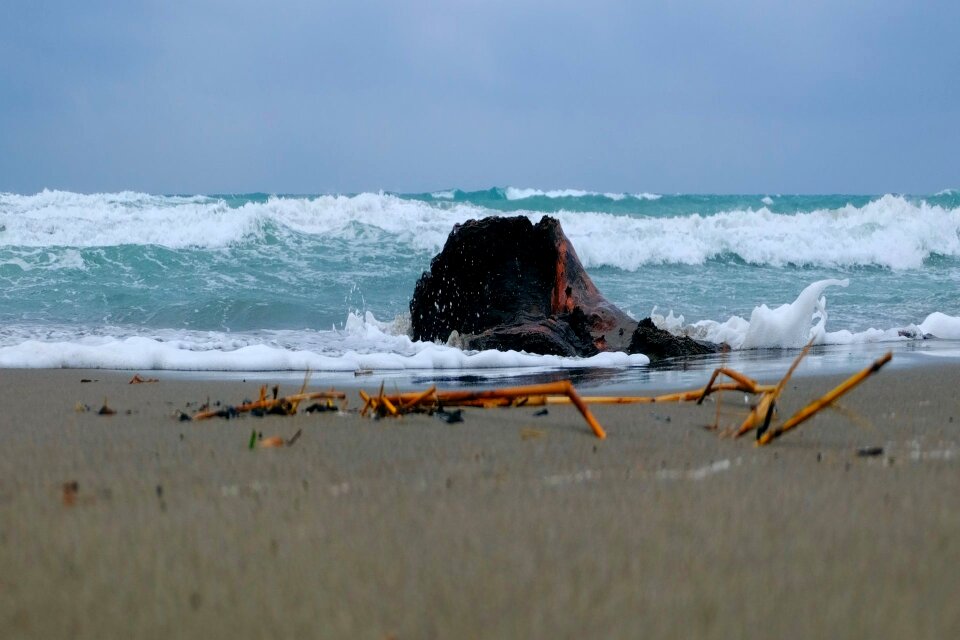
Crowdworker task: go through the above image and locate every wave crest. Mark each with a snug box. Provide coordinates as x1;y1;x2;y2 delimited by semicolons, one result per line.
2;191;958;270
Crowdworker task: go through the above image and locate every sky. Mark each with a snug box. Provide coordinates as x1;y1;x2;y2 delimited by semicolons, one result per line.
1;1;958;195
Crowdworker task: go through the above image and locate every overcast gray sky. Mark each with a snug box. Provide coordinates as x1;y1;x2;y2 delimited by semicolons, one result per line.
1;1;957;195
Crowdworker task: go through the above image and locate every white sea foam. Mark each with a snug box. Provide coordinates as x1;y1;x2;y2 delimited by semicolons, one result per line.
503;187;658;201
650;279;940;350
0;190;481;253
0;189;257;249
919;312;960;339
0;311;651;370
741;279;848;349
2;191;958;270
556;195;960;270
505;187;593;200
0;287;956;369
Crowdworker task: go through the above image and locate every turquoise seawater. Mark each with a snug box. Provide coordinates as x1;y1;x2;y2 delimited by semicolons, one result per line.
0;188;958;376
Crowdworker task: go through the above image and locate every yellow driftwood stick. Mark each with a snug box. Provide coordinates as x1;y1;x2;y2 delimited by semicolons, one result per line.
399;385;437;410
380;394;399;416
757;351;892;446
424;382;606;439
370;382;397;417
697;368;765;404
411;396;550;408
544;382;775;406
358;389;373;417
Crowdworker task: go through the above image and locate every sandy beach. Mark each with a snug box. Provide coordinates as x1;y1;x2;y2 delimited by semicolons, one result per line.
2;362;959;639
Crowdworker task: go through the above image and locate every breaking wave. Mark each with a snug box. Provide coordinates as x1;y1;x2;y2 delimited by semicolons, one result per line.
0;281;957;370
2;190;958;270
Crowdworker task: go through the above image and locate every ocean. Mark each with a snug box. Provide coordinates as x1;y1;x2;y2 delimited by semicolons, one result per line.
2;188;959;388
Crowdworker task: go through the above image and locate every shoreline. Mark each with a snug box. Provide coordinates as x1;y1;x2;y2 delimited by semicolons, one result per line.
2;337;959;393
2;363;958;637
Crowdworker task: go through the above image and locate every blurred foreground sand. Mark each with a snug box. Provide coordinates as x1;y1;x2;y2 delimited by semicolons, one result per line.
1;365;958;639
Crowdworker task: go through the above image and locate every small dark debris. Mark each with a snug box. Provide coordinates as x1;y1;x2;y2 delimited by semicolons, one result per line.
856;446;884;458
533;408;549;417
80;379;97;383
214;407;240;420
286;429;303;446
817;452;822;462
98;402;116;416
267;401;295;416
178;412;192;422
305;402;337;413
156;485;163;498
435;409;464;424
250;409;266;418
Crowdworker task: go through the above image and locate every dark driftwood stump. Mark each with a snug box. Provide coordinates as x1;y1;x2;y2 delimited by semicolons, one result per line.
410;215;719;360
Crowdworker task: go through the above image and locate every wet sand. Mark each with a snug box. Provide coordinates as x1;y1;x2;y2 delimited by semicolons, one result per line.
1;364;959;638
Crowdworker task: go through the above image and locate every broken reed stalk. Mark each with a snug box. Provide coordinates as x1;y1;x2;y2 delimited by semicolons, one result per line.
547;382;776;406
192;390;346;420
756;351;892;446
400;385;437;410
697;368;766;403
713;346;730;430
734;338;815;438
433;382;606;439
379;394;399;416
358;390;373;417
